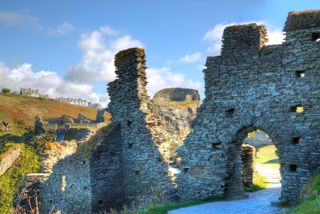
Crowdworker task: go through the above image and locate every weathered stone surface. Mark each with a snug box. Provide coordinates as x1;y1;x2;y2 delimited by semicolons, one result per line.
242;144;255;187
176;10;320;204
107;48;175;209
0;146;21;176
153;88;200;102
243;130;272;147
90;123;125;212
34;115;46;135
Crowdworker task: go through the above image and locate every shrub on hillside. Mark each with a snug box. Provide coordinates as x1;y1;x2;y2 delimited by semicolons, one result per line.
1;88;11;94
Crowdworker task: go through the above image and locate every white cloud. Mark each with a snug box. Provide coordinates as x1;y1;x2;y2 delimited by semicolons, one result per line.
146;67;201;96
178;52;203;64
0;10;41;29
0;62;93;99
0;25;202;106
204;21;285;55
65;26;144;84
49;22;75;36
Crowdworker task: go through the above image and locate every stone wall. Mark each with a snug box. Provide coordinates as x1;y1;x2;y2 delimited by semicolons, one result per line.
0;146;21;176
107;48;175;208
89;123;125;212
40;141;92;213
175;10;320;204
241;144;255;187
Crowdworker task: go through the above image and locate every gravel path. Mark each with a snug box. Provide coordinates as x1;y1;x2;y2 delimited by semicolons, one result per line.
169;164;286;214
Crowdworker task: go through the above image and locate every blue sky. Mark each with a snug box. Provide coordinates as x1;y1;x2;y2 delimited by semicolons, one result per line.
0;0;319;105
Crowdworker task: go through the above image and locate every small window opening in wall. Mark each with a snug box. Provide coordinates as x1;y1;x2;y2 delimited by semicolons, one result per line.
135;170;140;175
183;167;189;173
295;70;305;78
128;143;133;148
289;164;297;172
127;120;132;127
312;32;320;42
212;142;221;150
98;200;103;205
290;104;304;113
292;136;301;144
226;108;235;118
82;160;86;165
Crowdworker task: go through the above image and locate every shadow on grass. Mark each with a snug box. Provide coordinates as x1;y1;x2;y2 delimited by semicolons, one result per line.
264;158;279;164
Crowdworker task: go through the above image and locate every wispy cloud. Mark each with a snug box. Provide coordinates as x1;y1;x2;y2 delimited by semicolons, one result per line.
178;52;203;64
204;21;285;55
48;22;75;36
0;10;40;28
65;26;144;83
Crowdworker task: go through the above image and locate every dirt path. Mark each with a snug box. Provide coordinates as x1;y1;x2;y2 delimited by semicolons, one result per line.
169;164;286;214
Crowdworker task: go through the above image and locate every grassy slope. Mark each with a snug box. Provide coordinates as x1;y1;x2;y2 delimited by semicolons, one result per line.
0;143;41;213
0;94;99;135
0;94;105;212
288;171;320;214
256;145;280;170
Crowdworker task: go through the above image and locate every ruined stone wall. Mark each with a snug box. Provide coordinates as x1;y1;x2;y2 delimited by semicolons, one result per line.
40;141;92;213
107;48;174;208
175;11;320;204
89;124;125;212
241;144;255;187
0;146;21;176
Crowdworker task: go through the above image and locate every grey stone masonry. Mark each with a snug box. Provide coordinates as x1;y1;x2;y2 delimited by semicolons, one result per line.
107;48;175;209
175;10;320;204
241;144;255;188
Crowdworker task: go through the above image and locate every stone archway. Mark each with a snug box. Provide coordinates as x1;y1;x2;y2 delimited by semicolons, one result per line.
223;126;281;199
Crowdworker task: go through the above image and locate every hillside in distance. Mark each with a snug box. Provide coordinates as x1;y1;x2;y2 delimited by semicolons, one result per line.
0;94;107;135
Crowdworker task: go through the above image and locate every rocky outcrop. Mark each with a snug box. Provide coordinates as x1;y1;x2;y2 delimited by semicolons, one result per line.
243;130;272;147
153;88;200;102
0;119;11;132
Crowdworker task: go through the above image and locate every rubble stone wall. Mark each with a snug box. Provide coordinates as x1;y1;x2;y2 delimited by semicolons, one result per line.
176;11;320;204
0;147;21;176
107;48;174;208
241;144;255;187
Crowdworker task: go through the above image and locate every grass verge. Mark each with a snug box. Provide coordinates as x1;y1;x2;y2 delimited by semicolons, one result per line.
0;143;41;213
136;198;221;214
287;171;320;214
245;171;268;192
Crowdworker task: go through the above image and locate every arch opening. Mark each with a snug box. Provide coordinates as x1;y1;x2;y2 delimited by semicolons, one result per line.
224;127;281;201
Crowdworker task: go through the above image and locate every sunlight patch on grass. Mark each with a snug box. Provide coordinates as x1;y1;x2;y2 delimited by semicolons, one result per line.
255;145;280;170
245;171;268;192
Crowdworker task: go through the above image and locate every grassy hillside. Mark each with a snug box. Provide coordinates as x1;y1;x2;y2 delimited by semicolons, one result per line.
288;171;320;214
0;94;100;135
0;143;41;213
256;145;280;170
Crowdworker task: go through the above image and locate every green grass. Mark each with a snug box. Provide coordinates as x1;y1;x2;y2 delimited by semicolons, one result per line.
136;198;221;214
0;143;41;213
245;171;269;192
256;145;280;170
288;171;320;214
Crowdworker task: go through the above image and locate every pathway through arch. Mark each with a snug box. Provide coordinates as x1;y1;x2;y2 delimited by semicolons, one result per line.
169;163;285;214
